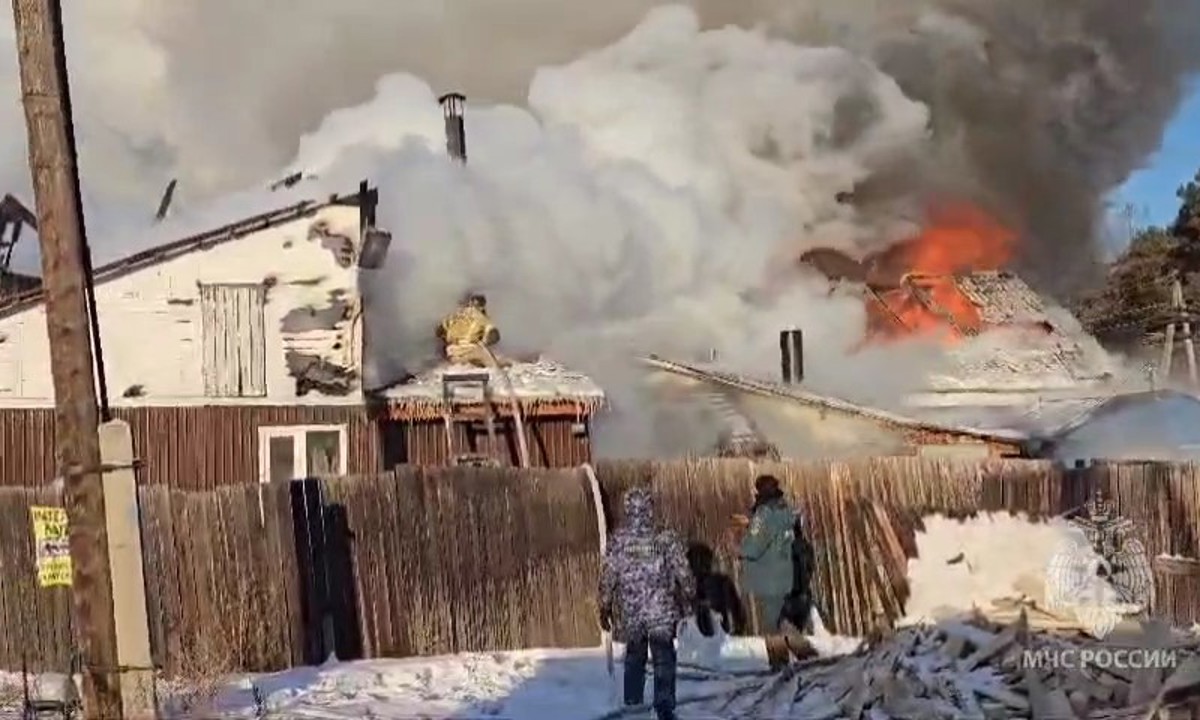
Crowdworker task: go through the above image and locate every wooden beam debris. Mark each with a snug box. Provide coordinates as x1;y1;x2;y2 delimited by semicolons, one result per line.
153;178;176;222
786;612;1200;719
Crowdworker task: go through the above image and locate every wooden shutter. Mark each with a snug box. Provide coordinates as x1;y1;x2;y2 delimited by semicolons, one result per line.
200;284;266;397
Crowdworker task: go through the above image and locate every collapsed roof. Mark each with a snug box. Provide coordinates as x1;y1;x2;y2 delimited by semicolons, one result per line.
864;271;1118;393
0;194;41;301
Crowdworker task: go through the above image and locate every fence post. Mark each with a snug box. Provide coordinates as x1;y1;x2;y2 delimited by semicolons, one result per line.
99;420;156;717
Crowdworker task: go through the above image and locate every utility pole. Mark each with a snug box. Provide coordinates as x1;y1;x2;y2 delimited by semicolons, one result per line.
1160;286;1177;380
1158;277;1199;388
11;1;124;718
1177;279;1199;388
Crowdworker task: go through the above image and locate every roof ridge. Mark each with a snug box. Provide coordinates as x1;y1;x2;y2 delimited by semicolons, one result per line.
0;189;364;321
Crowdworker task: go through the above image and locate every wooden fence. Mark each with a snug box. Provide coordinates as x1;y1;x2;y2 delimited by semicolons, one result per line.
136;465;602;676
0;485;74;673
1;458;1199;675
599;457;1200;636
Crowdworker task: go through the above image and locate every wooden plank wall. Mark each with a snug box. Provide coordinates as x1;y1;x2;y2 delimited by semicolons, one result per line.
2;459;1200;674
0;405;382;489
396;417;591;468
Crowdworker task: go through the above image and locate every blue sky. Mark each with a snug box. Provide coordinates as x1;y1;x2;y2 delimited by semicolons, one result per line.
1117;80;1199;228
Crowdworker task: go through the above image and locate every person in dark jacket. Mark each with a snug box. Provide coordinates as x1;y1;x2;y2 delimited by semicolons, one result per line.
735;475;796;634
780;514;815;634
686;542;747;637
599;487;695;720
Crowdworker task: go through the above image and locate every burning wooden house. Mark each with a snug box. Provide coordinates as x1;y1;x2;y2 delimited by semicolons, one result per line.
643;202;1124;459
863;270;1117;399
801;201;1118;400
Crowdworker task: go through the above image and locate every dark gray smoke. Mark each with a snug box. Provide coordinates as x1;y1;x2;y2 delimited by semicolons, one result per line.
1;1;1194;457
845;0;1200;293
0;1;1195;289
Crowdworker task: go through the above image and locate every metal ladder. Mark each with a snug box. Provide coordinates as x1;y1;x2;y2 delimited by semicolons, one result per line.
441;371;500;466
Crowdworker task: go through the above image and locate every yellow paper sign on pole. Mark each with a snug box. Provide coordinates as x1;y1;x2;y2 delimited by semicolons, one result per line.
30;506;71;587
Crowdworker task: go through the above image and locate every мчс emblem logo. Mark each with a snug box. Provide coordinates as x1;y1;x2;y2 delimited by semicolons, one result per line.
1044;492;1153;639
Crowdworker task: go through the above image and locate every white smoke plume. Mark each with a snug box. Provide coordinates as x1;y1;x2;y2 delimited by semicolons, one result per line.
1;1;1197;455
282;8;942;455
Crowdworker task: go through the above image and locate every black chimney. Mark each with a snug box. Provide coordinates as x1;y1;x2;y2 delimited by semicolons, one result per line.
779;329;803;384
439;92;467;163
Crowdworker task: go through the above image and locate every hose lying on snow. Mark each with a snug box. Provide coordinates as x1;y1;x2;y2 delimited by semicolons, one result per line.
582;463;617;701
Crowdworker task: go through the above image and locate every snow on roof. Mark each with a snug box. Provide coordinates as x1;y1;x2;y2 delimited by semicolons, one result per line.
379;359;606;420
905;396;1108;439
953;271;1050;325
642;355;1028;443
1047;389;1200;438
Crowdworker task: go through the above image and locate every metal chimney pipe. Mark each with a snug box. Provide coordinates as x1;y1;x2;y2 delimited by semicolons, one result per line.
438;92;467;163
779;329;804;384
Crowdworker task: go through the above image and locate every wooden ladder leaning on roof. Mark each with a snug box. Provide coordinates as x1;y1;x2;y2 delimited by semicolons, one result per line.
441;370;500;466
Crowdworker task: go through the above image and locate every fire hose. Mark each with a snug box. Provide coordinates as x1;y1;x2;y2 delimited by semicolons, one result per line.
582;462;616;701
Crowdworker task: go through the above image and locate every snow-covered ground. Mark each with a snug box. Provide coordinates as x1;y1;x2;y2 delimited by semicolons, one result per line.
182;613;858;719
210;649;742;719
14;514;1100;719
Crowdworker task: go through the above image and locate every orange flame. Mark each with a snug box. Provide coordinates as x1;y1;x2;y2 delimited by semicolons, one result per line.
900;203;1015;276
868;203;1016;344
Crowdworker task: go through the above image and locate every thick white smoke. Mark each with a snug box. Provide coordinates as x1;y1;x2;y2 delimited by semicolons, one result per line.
281;8;944;452
2;1;1197;455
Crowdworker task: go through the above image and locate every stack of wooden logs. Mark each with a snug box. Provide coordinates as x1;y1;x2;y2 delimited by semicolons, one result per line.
789;611;1200;719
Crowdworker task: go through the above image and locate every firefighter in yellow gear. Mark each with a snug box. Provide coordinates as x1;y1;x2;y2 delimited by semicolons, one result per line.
436;292;508;367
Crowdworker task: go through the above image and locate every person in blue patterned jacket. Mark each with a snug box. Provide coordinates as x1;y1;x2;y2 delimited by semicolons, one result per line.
598;487;695;720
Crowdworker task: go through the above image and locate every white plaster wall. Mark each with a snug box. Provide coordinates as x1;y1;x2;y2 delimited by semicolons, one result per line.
0;205;363;406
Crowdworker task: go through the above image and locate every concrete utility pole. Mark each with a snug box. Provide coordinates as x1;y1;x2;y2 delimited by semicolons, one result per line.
11;1;124;718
